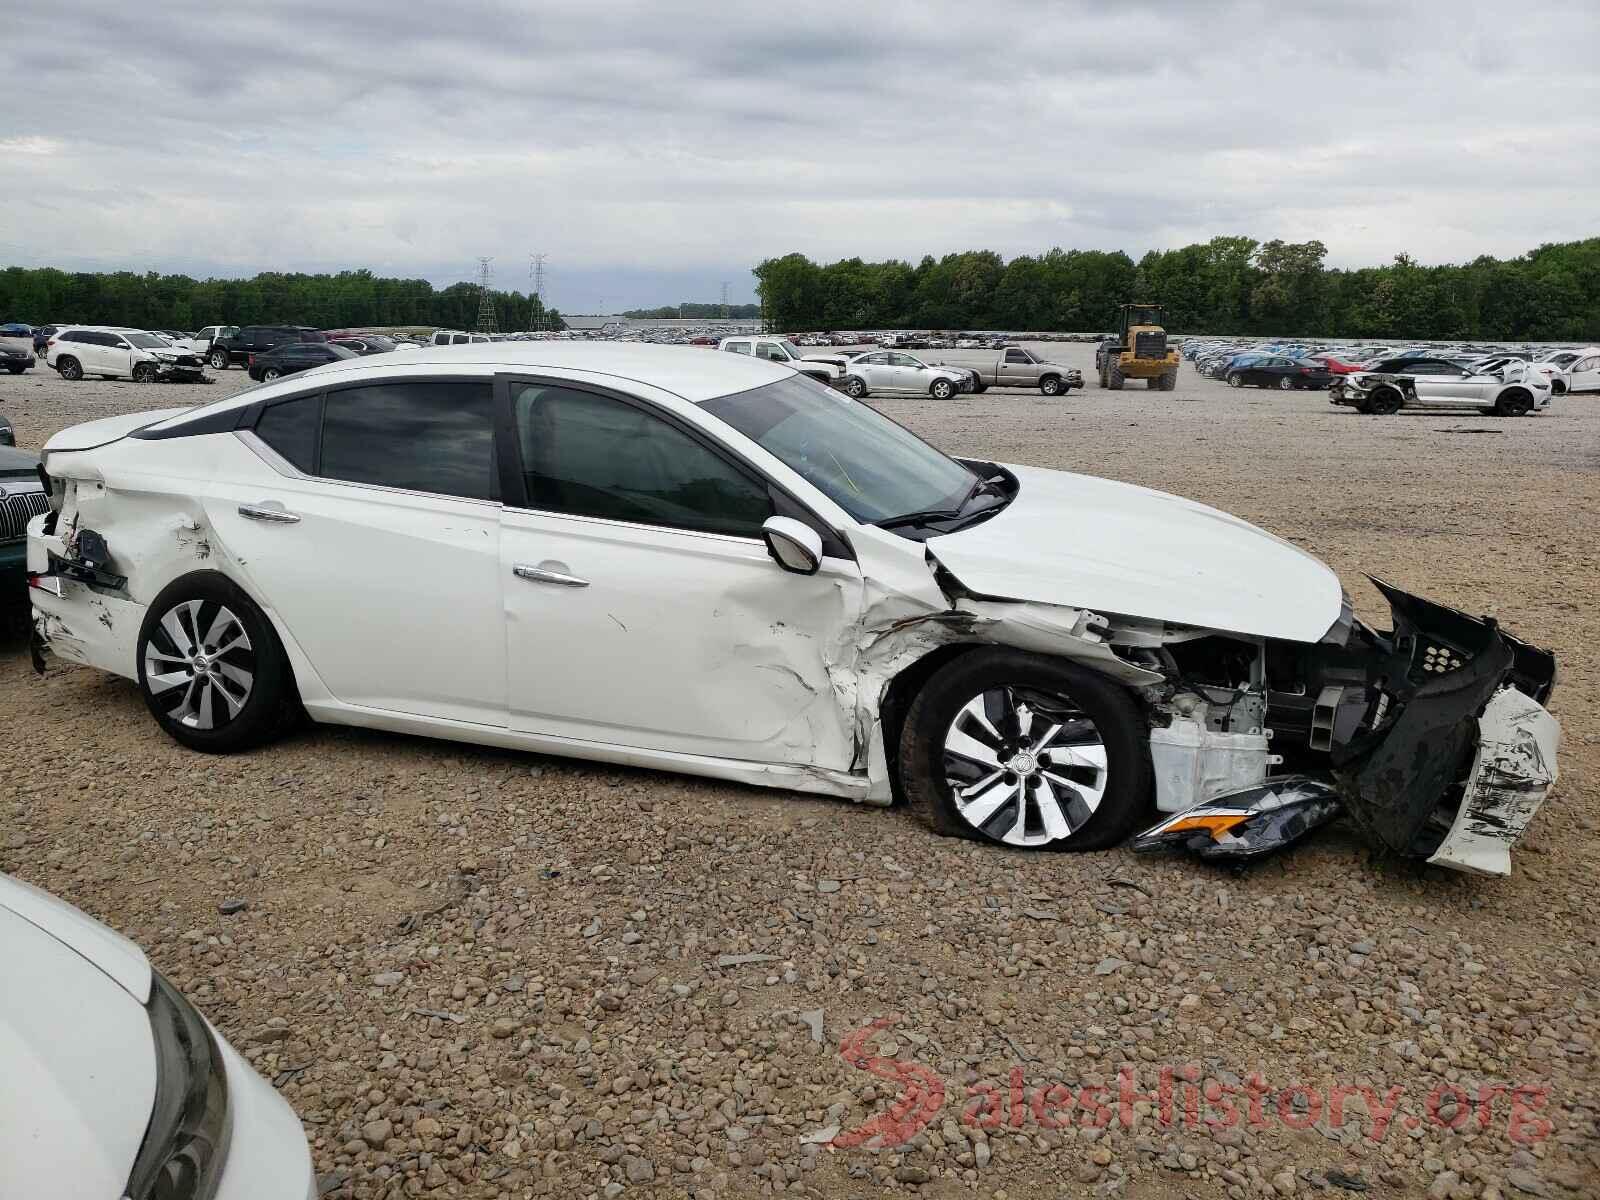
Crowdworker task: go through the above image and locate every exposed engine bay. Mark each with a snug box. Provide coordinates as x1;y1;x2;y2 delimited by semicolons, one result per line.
1126;578;1558;875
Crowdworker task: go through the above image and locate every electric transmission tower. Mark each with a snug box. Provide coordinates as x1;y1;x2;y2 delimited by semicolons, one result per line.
529;253;546;331
720;281;730;321
474;257;498;333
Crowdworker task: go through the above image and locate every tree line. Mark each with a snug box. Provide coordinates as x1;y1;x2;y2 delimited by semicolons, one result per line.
0;267;565;332
754;237;1600;341
623;302;762;320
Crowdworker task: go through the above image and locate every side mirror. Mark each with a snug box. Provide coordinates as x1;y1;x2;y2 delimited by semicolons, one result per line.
761;516;823;575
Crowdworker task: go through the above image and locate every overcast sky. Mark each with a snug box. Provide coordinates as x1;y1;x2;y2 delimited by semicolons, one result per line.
3;0;1596;312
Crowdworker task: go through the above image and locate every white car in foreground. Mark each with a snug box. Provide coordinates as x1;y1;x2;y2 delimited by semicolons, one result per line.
0;872;313;1198
27;345;1558;874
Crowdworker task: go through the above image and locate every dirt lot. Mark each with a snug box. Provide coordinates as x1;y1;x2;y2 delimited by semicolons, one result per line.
2;350;1597;1200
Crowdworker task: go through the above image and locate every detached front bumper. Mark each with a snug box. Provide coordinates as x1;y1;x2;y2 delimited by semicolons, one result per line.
1328;579;1558;876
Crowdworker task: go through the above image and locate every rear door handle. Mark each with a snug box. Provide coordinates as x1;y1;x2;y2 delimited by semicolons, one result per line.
514;563;589;588
238;502;300;524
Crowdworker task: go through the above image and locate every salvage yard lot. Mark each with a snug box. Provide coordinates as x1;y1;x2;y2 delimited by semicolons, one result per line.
1;344;1597;1200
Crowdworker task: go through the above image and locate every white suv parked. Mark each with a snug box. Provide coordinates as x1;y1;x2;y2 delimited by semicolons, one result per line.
46;326;207;382
430;330;493;346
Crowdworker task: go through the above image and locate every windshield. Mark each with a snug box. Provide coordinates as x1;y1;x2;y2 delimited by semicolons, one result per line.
702;375;976;524
126;332;168;349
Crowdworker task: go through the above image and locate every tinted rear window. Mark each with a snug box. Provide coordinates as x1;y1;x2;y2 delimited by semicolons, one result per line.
320;381;496;500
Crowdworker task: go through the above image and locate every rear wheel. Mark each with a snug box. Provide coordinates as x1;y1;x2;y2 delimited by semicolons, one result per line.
1159;370;1177;391
262;367;282;382
1278;376;1294;391
1368;387;1402;415
136;573;299;753
1040;375;1063;396
1495;390;1533;417
56;356;82;381
899;650;1152;851
209;350;229;370
1227;372;1243;388
971;379;987;394
1551;379;1566;396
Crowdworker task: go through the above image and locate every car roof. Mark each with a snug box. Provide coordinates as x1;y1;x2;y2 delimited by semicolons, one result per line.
140;342;798;432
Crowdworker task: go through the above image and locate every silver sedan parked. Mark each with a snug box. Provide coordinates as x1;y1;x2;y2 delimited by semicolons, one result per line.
842;351;972;399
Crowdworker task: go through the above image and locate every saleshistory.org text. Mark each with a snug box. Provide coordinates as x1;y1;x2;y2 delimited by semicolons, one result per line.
831;1018;1554;1151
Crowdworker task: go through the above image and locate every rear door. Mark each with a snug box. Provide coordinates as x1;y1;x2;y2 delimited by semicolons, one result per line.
211;377;507;725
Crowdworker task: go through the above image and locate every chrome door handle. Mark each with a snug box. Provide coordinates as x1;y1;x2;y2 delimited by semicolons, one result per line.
238;502;300;524
514;563;589;587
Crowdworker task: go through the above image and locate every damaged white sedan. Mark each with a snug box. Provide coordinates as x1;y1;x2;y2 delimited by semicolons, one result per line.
27;345;1559;874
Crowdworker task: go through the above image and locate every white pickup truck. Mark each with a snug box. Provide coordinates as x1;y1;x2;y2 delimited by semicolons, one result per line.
717;337;845;387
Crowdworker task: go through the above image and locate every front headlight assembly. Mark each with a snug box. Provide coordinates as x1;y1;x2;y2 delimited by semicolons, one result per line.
125;973;232;1200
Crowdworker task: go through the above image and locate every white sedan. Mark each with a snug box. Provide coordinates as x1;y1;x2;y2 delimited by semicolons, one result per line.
27;345;1557;872
0;872;314;1198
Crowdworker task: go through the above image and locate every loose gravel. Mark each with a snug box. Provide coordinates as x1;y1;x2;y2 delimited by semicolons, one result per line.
2;349;1597;1200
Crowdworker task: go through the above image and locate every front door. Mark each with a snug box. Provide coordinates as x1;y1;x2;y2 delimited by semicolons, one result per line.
498;377;862;764
1568;354;1600;394
207;378;507;725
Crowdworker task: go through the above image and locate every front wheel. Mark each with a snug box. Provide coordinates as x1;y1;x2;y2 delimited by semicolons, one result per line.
209;350;229;370
844;376;868;399
132;362;157;383
930;379;956;400
1039;375;1063;396
1496;390;1533;417
899;650;1153;851
136;573;299;753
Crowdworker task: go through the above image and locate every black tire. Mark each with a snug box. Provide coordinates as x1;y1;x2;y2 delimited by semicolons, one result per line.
898;649;1153;852
1227;372;1243;388
1551;380;1566;396
930;378;956;400
209;350;229;370
132;362;157;383
1146;377;1160;390
1368;387;1402;415
1159;370;1177;391
262;367;281;382
1277;376;1294;391
57;356;82;381
1495;389;1532;417
1040;375;1063;396
136;573;300;753
844;375;868;399
972;379;987;394
1106;362;1124;391
5;365;23;375
1097;363;1108;389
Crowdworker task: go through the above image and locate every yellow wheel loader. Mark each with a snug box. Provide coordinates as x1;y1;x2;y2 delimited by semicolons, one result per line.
1095;303;1180;391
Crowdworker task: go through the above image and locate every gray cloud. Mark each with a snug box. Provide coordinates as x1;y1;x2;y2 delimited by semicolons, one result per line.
2;0;1596;310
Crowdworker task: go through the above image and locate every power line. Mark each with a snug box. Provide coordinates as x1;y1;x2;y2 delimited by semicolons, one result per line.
474;257;497;333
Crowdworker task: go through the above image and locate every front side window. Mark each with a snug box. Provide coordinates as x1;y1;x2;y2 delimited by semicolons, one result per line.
755;342;786;362
512;383;771;536
1004;349;1029;364
126;332;167;349
702;375;976;525
320;381;497;500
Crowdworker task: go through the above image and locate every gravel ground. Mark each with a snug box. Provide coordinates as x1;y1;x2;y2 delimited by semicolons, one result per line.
2;349;1597;1200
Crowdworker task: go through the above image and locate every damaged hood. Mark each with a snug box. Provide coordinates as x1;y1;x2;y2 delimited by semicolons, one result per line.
43;408;192;453
928;464;1343;642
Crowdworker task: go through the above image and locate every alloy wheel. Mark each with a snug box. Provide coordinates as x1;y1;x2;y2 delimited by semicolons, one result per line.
941;685;1108;847
143;599;255;730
